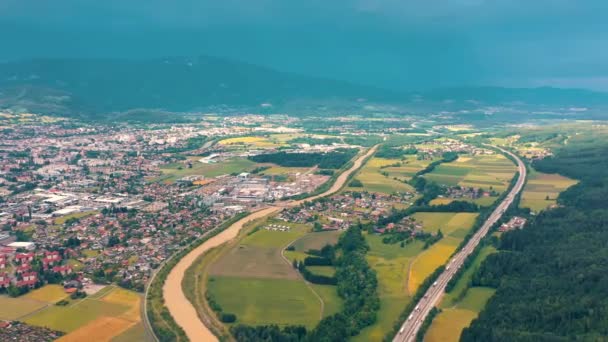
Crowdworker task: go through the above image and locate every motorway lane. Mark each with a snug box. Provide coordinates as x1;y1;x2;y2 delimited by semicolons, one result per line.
393;146;527;342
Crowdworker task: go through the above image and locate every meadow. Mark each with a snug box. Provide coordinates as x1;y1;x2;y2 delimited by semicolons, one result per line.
19;286;142;341
206;218;342;328
424;154;516;193
425;287;495;342
207;276;322;328
218;136;284;148
412;212;478;238
155;157;257;183
349;157;414;194
520;168;577;212
353;234;425;342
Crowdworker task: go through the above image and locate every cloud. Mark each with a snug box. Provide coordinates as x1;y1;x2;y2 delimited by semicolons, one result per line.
1;0;607;90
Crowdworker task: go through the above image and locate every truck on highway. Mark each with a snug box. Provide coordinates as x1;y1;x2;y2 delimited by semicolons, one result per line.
433;281;438;287
399;326;405;334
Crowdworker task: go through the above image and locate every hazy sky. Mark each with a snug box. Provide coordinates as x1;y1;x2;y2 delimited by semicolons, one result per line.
1;0;607;90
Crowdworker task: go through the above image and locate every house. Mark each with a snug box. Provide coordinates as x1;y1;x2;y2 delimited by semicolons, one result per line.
52;265;72;276
15;252;34;263
0;273;10;288
16;272;37;288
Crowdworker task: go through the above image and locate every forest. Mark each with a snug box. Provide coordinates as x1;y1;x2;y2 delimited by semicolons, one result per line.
461;141;608;341
248;149;358;169
230;225;379;341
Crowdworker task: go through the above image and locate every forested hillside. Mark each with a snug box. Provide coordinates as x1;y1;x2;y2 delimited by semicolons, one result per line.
461;142;608;341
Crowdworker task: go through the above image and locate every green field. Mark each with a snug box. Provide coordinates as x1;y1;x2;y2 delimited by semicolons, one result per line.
412;212;478;237
349;157;414;194
111;322;145;342
291;230;342;251
25;284;69;303
425;287;496;342
54;211;98;225
154;157;257;183
425;154;516;193
382;155;435;180
209;222;309;279
24;297;130;332
207;276;321;328
520;168;577;212
353;234;425;342
0;296;47;320
441;245;497;308
310;284;342;317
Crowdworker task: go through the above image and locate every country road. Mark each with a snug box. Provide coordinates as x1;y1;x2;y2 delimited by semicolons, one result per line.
159;145;378;342
393;146;527;342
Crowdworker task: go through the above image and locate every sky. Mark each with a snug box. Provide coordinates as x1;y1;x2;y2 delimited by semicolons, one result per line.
1;0;607;91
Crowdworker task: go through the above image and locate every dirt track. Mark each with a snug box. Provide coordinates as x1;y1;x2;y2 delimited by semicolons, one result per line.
162;146;377;341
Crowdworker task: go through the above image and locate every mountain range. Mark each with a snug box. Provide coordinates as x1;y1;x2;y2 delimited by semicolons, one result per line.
1;56;607;121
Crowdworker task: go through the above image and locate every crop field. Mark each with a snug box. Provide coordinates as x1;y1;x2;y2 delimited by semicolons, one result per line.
209;228;304;279
54;211;99;225
25;284;69;303
354;234;425;342
426;287;496;342
382;155;435;180
291;230;342;251
520;169;577;212
23;286;141;340
408;239;459;293
425;154;516;193
218;136;283;148
24;297;130;332
0;296;47;320
441;246;497;308
350;157;414;194
412;212;478;237
310;284;342;317
111;322;145;342
155;157;257;183
207;276;321;328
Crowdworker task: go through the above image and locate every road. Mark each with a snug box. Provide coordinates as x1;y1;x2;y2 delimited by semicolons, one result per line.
158;145;378;342
393;146;526;342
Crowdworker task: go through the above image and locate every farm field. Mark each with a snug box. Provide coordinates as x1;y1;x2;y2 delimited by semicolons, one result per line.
155;157;257;183
408;212;478;293
441;245;497;308
424;154;516;193
0;295;48;320
218;136;284;148
206;217;341;328
412;212;478;238
520;168;577;212
353;234;425;342
25;284;69;303
54;211;99;225
349;157;414;194
425;287;496;342
207;276;321;328
208;221;310;279
382;155;435;180
22;286;142;341
290;230;342;251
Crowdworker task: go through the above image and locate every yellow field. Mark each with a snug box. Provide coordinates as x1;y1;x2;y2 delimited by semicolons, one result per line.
350;158;414;194
0;296;47;320
25;284;69;303
408;239;459;293
57;316;135;342
426;287;495;342
429;198;454;205
412;212;478;237
218;136;282;148
520;169;577;212
54;211;98;225
424;309;477;342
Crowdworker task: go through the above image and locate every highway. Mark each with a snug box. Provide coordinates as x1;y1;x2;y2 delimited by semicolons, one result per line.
393;146;526;342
